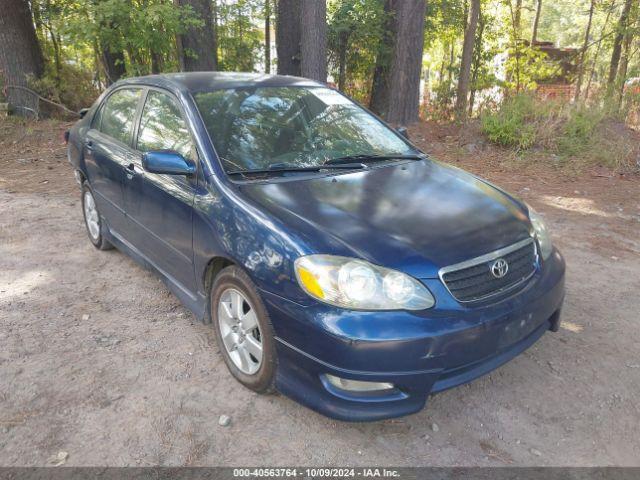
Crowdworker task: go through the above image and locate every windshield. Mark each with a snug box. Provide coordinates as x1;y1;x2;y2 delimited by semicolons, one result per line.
193;86;416;172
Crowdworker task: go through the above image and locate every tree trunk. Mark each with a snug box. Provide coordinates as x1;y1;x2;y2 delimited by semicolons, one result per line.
616;30;633;108
468;81;477;117
438;46;446;83
276;0;302;75
370;0;427;125
212;0;219;66
174;0;185;70
31;0;43;39
469;10;485;116
46;24;62;85
574;0;595;102
150;49;164;74
531;0;542;44
446;42;455;92
370;0;396;117
586;2;614;99
300;0;327;82
0;0;45;115
514;0;522;38
607;0;633;87
337;30;349;91
265;0;271;73
93;39;105;90
176;0;217;71
102;47;126;85
97;0;127;85
176;31;185;71
455;0;481;119
506;0;524;91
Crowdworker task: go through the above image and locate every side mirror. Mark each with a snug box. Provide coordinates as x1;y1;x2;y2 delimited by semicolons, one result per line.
397;126;409;139
142;151;196;176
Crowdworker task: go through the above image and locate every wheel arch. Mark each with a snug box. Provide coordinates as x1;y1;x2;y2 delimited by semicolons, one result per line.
76;168;87;185
202;256;236;323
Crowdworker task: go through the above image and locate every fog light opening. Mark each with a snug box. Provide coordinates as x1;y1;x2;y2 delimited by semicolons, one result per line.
325;374;394;392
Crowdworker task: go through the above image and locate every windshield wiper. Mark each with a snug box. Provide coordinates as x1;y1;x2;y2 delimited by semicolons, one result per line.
227;162;366;176
324;154;423;166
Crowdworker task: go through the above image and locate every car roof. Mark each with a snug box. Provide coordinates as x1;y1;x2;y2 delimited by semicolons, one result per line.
115;71;324;94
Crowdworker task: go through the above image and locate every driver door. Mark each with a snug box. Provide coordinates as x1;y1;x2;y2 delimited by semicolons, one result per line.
124;89;198;294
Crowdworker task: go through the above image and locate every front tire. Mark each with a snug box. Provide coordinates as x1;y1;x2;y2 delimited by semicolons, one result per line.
210;266;277;393
81;182;112;250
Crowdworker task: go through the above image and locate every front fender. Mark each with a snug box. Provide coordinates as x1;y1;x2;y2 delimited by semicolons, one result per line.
192;177;313;304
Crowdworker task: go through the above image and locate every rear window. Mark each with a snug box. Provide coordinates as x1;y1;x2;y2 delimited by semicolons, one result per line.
98;88;142;145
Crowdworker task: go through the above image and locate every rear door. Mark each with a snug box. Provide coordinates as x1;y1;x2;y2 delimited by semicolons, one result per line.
84;88;143;235
125;88;198;294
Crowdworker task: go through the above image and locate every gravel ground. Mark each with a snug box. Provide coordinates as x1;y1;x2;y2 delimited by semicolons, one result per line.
1;119;639;466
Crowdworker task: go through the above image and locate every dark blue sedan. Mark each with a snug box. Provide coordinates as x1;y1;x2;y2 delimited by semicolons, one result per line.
67;72;565;421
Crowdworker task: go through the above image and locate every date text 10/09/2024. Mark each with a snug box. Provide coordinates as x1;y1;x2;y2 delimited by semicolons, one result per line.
233;469;401;478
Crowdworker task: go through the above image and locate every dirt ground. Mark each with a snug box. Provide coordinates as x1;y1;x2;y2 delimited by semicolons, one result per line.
1;117;639;467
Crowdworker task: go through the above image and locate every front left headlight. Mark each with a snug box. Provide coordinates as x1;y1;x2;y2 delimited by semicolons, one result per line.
294;255;435;310
529;208;553;260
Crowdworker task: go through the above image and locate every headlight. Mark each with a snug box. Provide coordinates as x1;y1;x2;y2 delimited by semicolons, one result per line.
528;208;553;259
294;255;434;310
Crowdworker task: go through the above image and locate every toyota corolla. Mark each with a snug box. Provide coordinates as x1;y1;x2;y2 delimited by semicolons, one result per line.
66;72;565;421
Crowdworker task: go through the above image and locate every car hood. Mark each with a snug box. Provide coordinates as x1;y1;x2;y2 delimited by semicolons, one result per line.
237;159;532;278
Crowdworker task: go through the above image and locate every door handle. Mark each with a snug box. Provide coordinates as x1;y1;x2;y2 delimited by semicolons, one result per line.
85;140;93;152
125;163;137;179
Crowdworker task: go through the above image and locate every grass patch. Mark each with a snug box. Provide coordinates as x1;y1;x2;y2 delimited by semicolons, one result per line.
481;95;541;150
481;94;638;172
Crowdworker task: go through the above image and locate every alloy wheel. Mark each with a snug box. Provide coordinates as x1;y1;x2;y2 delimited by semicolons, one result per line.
83;190;100;240
217;288;263;375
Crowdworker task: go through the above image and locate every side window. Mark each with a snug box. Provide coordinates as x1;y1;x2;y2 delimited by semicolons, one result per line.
91;104;103;130
137;90;196;160
99;88;142;145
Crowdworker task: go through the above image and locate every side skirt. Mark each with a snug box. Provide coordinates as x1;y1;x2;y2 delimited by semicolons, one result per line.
103;222;207;322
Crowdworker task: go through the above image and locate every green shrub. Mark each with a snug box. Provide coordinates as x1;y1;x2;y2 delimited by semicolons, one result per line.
481;93;638;172
481;94;540;150
29;63;99;117
556;106;603;157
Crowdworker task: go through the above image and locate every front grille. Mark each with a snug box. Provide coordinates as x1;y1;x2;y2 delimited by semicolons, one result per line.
440;238;537;303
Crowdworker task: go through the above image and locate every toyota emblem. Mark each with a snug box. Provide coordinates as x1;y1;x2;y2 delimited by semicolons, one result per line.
490;258;509;278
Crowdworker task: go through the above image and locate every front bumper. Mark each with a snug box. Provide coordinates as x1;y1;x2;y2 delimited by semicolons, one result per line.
260;249;566;421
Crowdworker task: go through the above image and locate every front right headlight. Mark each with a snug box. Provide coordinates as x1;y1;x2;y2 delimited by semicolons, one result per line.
528;208;553;260
294;255;435;310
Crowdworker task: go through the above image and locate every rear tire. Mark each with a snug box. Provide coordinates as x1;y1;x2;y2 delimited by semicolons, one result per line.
210;266;277;393
81;182;113;251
